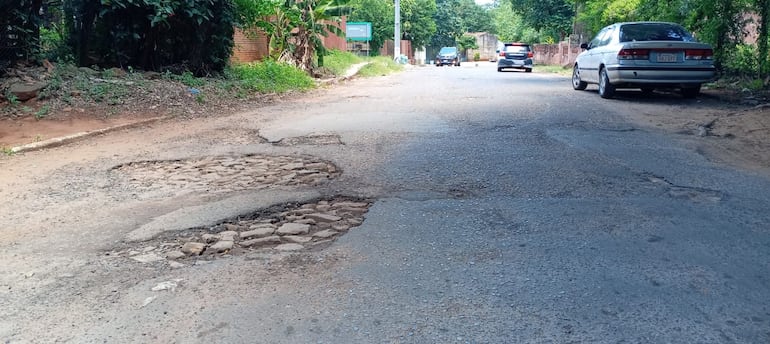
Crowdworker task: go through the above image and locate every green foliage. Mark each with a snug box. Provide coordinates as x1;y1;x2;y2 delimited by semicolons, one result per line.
324;50;364;76
7;94;20;106
174;71;206;87
509;0;574;39
348;0;393;51
401;0;438;48
34;105;51;120
431;0;465;47
349;0;436;51
473;52;480;61
0;0;40;63
491;3;544;42
228;60;315;93
67;0;235;73
357;57;403;76
723;44;759;77
39;25;74;62
458;0;494;33
457;35;478;50
457;34;478;59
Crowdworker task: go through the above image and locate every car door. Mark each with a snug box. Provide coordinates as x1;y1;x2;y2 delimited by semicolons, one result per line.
579;26;614;83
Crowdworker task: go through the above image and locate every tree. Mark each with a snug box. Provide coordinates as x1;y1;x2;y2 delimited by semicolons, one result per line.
456;34;478;59
431;0;464;47
458;0;494;33
65;0;235;73
348;0;393;52
401;0;438;48
508;0;574;40
490;1;543;42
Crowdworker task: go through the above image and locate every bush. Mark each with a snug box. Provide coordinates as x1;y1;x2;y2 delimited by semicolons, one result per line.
228;60;314;93
723;44;758;78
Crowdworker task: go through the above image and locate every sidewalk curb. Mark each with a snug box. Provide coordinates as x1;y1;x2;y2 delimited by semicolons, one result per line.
11;116;167;154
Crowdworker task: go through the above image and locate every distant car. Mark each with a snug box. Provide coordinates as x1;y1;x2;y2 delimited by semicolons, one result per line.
497;43;533;72
435;47;460;67
572;21;716;99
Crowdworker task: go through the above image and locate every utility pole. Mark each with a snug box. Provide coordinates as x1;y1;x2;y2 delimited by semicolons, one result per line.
394;0;401;60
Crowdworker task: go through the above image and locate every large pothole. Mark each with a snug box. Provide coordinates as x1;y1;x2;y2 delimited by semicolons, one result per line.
111;154;339;197
110;197;372;267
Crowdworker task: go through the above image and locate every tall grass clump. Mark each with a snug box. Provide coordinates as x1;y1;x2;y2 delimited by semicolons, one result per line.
358;57;403;77
229;60;314;93
323;50;364;76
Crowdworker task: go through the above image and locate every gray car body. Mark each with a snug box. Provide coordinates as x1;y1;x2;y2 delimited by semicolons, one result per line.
573;21;716;98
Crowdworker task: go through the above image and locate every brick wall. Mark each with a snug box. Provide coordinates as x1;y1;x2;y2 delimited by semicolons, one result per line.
231;17;348;64
322;18;347;51
380;40;413;61
231;28;270;63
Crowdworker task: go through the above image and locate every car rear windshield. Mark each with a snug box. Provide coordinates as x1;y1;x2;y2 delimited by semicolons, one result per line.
504;45;530;53
619;23;695;42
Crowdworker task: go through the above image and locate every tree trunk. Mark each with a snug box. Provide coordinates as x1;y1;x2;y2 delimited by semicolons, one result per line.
758;0;770;79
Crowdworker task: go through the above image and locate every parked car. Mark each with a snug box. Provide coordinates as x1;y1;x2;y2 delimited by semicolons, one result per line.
497;43;533;72
572;21;716;99
435;47;460;67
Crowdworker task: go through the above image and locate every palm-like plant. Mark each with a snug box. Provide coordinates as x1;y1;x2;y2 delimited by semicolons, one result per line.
268;0;351;72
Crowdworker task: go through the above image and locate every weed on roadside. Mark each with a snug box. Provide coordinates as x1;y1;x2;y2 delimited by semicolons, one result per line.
228;60;314;93
35;105;50;119
358;57;403;77
1;146;14;155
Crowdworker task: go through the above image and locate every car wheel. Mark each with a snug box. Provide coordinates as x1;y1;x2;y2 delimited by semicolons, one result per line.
525;68;532;73
598;67;616;99
572;65;587;90
497;67;502;72
681;85;701;98
456;62;461;67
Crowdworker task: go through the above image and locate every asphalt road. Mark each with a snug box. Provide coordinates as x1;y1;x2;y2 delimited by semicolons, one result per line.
1;62;769;343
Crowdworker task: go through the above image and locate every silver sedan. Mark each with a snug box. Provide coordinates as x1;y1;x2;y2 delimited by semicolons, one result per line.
572;21;716;99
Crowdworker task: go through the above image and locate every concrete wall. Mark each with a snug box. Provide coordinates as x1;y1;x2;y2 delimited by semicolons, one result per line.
533;42;582;67
466;32;498;61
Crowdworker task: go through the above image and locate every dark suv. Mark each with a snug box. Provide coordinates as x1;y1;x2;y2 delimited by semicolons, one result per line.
435;46;460;67
497;43;533;72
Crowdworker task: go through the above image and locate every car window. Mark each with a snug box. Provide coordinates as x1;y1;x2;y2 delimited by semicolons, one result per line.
589;27;611;48
504;45;530;53
619;23;695;42
439;47;457;54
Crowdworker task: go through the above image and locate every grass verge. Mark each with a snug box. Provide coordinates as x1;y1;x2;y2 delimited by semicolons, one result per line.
358;57;404;77
227;60;315;93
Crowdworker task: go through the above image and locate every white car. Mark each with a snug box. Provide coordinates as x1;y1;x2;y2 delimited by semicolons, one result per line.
572;21;716;99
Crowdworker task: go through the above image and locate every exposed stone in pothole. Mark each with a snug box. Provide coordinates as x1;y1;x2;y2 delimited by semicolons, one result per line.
274;134;343;146
111;198;371;267
110;154;339;196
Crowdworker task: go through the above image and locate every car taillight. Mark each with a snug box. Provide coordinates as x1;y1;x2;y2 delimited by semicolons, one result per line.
499;51;505;57
527;51;534;58
685;49;713;60
618;48;650;60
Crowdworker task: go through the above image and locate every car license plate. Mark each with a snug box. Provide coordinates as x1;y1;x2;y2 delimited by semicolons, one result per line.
657;53;678;63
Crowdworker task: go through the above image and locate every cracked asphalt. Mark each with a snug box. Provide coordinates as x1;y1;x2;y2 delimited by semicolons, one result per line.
1;63;769;343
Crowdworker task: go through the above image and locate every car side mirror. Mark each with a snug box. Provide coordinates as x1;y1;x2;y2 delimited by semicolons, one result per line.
580;43;589;50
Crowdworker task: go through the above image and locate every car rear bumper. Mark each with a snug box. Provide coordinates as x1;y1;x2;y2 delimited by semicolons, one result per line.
606;65;716;86
497;58;533;69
